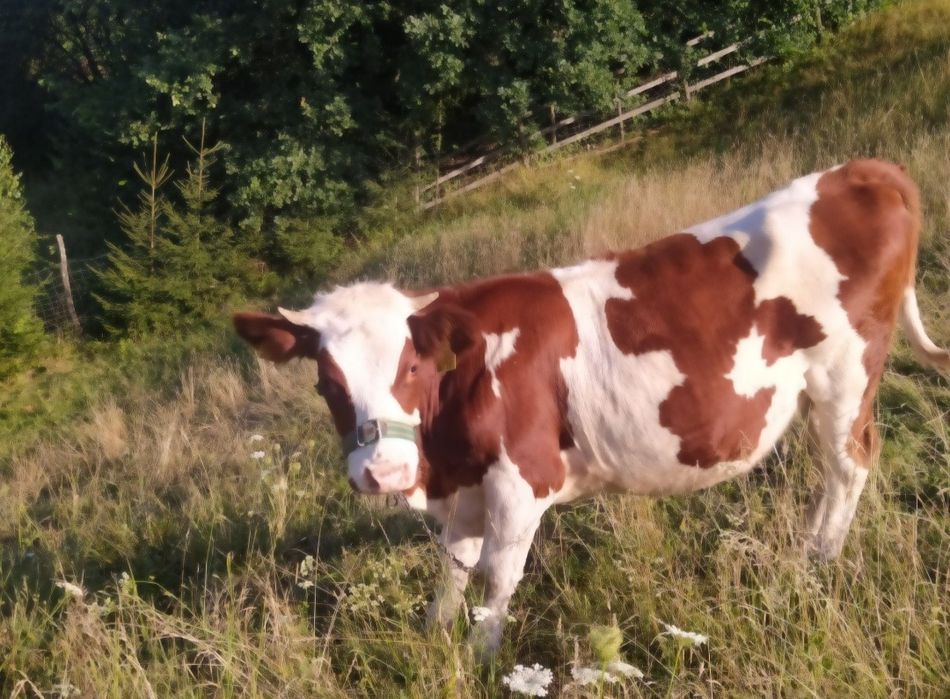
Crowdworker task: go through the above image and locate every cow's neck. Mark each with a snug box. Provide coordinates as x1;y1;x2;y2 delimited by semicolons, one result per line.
412;344;497;502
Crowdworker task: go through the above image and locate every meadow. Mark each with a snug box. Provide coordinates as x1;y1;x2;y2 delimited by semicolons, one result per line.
1;2;949;696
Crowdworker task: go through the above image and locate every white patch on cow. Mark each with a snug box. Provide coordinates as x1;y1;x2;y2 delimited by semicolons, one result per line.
284;282;423;490
403;486;428;511
483;328;520;397
727;327;808;463
552;260;691;494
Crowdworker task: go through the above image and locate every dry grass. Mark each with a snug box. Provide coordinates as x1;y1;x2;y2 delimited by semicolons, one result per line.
2;1;950;696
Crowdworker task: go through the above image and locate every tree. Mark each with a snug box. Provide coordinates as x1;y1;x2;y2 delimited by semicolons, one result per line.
0;137;45;378
97;126;259;337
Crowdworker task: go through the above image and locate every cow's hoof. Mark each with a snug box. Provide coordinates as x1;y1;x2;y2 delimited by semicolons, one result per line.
467;617;503;663
426;597;464;632
805;535;842;562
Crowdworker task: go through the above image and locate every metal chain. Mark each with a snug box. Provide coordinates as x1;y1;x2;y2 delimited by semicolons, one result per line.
395;493;477;575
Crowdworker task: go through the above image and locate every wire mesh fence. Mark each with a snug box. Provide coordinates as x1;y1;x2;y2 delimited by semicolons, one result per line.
27;253;107;336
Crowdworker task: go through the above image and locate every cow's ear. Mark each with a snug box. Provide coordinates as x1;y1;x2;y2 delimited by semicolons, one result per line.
233;312;319;362
407;302;477;372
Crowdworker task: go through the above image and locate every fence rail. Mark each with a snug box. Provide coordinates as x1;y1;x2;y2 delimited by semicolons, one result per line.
419;32;769;210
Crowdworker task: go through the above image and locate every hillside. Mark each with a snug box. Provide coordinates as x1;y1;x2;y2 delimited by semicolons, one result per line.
1;1;948;696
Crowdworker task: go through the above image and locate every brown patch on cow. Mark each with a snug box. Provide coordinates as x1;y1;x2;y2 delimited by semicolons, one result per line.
314;348;357;437
755;297;826;365
405;272;579;498
606;234;824;468
810;160;922;463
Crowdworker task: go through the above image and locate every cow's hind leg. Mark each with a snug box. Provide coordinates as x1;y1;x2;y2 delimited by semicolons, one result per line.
805;378;879;561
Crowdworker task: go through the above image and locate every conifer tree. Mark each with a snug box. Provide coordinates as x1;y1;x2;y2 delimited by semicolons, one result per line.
98;124;252;336
0;135;44;377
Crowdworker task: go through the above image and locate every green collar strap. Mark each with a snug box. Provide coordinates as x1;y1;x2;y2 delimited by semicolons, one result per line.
343;419;417;455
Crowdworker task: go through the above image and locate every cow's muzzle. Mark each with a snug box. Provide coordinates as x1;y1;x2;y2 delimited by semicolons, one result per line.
345;419;420;494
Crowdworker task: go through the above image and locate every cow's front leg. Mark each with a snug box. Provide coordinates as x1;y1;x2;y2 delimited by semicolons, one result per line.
469;458;551;657
426;527;483;631
426;489;486;631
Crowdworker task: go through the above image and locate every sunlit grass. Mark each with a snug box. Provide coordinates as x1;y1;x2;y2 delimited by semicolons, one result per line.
2;1;949;696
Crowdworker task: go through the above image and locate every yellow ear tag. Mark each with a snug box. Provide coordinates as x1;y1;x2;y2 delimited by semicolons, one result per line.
436;350;457;373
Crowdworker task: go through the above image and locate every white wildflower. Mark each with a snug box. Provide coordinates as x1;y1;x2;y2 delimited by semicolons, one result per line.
660;622;708;647
250;450;266;460
471;606;493;623
249;434;264;443
571;666;619;686
50;682;80;698
607;659;644;678
55;580;85;601
297;555;317;590
571;659;643;686
501;663;553;697
119;571;136;595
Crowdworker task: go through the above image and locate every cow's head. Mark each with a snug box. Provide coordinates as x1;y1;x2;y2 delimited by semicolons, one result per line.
234;283;475;494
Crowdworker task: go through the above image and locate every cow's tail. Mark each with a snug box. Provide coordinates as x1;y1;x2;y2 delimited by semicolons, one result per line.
899;286;950;371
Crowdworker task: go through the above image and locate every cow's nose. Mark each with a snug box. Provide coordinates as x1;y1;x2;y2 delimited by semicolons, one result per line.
362;469;381;492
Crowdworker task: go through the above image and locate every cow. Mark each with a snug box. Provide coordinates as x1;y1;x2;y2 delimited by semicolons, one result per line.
234;159;948;654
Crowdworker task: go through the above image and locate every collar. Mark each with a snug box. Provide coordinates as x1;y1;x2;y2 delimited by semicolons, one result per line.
342;418;417;455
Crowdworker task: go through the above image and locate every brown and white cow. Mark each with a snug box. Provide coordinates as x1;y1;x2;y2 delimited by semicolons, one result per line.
234;159;948;653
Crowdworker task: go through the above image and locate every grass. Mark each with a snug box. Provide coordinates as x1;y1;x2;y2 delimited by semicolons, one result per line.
2;1;949;696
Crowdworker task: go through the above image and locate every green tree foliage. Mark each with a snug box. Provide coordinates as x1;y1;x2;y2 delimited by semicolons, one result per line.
96;128;258;337
5;0;882;270
0;137;44;378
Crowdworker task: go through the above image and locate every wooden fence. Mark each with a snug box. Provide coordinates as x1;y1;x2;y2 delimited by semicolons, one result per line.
418;33;769;210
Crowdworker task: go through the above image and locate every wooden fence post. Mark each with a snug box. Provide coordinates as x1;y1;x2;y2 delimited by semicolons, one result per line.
617;98;624;141
55;234;81;332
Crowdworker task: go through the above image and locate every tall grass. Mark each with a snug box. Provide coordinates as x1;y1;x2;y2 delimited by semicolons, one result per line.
2;1;949;696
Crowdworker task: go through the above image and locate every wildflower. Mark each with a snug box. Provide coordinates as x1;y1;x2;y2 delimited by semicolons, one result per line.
249;434;264;443
250;450;266;460
471;606;493;623
660;622;708;647
50;682;80;698
119;571;136;596
607;660;644;678
55;580;85;601
501;663;553;697
571;666;619;686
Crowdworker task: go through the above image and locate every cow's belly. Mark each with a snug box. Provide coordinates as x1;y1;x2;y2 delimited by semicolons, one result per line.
557;341;809;499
